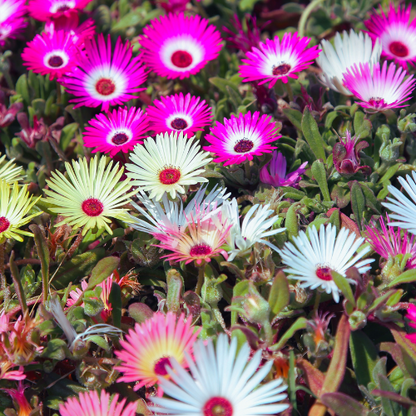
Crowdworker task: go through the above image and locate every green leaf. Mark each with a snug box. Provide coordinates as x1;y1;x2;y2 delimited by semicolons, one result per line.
87;256;119;290
320;392;373;416
83;289;104;317
387;269;416;287
87;335;111;351
209;77;240;94
268;271;290;316
283;108;303;133
377;375;401;416
350;181;366;230
285;203;299;238
166;269;183;314
301;107;326;161
15;74;30;106
41;338;68;360
311;160;331;202
331;270;355;305
354;111;372;139
59;122;79;150
128;302;154;324
269;317;308;351
350;331;378;387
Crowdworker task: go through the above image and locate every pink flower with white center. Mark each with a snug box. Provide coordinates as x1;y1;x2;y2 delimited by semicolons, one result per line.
0;0;27;46
22;30;79;80
239;32;321;88
343;61;416;112
365;214;416;269
60;34;148;112
365;3;416;68
147;93;212;137
406;304;416;344
59;390;137;416
138;12;222;80
260;151;307;187
204;111;280;166
83;107;149;157
28;0;92;21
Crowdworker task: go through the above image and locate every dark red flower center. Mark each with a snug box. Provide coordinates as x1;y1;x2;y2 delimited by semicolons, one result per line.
189;244;212;257
96;78;116;96
316;267;333;281
203;397;233;416
171;50;193;68
368;97;386;109
272;63;291;76
81;198;104;217
0;217;10;233
171;118;188;130
48;55;64;68
159;168;181;185
153;356;172;376
389;41;409;58
112;133;129;145
234;138;254;153
57;4;71;11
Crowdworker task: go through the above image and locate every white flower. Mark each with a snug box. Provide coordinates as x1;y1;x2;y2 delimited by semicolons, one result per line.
219;199;285;260
316;30;381;96
126;131;212;201
151;334;289;416
383;171;416;234
278;224;374;303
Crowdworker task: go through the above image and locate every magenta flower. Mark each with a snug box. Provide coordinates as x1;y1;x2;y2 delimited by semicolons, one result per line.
146;92;212;137
332;130;370;177
260;151;307;187
60;34;148;112
0;91;22;128
365;3;416;68
0;0;27;46
239;32;321;88
365;214;416;269
22;30;80;80
59;390;137;416
157;0;192;13
204;111;280;166
28;0;92;21
406;304;416;344
83;107;149;157
139;12;222;80
343;61;416;112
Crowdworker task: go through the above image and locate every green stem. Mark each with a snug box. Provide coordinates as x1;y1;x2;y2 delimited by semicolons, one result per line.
195;264;205;296
56;81;62;105
263;320;274;346
0;243;10;310
244;161;251;179
286;81;294;103
9;251;28;315
298;0;325;37
313;290;321;312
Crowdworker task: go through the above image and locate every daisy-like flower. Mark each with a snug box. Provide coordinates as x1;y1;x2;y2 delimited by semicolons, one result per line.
59;390;137;416
115;312;200;391
147;93;212;137
155;216;230;265
0;181;40;243
278;224;374;303
126;131;212;202
204;111;280;166
365;3;416;68
60;34;148;112
343;61;416;112
0;0;27;46
0;153;23;183
260;151;307;187
83;107;149;157
151;334;289;416
239;32;320;88
28;0;92;21
138;12;222;80
44;156;135;235
22;30;79;80
406;304;416;344
316;30;381;96
383;171;416;236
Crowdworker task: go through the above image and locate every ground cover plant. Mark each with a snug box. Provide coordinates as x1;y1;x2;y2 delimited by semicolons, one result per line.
1;0;416;414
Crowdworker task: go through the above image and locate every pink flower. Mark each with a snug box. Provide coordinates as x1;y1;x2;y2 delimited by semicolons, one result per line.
15;114;48;148
22;30;80;80
406;304;416;344
66;280;88;307
0;0;27;46
239;32;321;88
0;92;23;128
365;214;416;269
365;3;416;68
332;130;370;177
204;111;280;166
83;107;149;157
343;61;416;112
146;92;212;137
115;312;200;391
59;390;137;416
60;34;147;112
260;151;307;187
28;0;92;21
0;362;26;381
157;0;188;13
138;12;222;80
3;382;33;415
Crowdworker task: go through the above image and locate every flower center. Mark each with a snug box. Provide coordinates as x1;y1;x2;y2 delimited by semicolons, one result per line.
203;397;233;416
234;138;254;153
171;50;193;68
316;266;333;281
189;244;212;257
81;198;104;217
272;63;291;76
0;217;10;233
389;41;409;58
368;97;386;109
57;4;70;11
111;132;129;145
48;55;64;68
159;167;181;185
153;356;172;376
95;78;116;96
171;118;188;130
